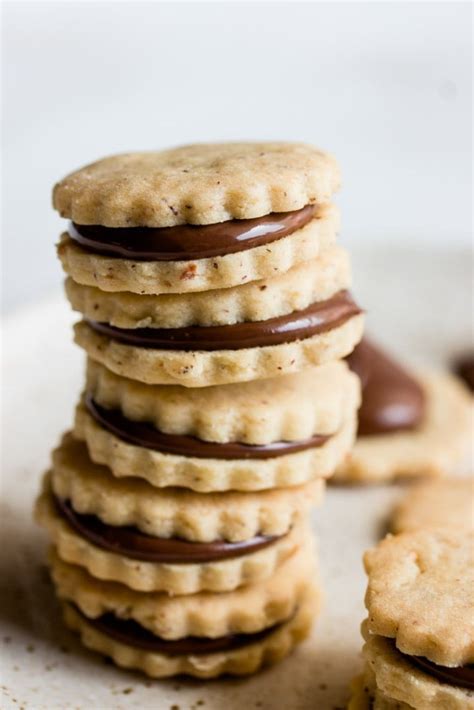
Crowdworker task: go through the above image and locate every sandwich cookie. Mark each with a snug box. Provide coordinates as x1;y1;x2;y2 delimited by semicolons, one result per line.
49;434;325;543
357;529;474;709
49;541;315;641
35;476;308;594
334;338;473;483
54;143;340;294
61;587;317;678
72;360;360;492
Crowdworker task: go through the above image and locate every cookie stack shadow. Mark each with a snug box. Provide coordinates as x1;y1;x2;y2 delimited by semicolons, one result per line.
35;142;364;678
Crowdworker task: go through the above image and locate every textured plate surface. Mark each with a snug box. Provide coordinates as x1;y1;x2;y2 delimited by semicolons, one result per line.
1;246;471;709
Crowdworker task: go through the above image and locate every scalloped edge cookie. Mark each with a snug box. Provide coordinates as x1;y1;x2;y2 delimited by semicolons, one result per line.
53;142;340;227
51;433;325;541
64;244;351;327
391;478;474;534
73;312;364;387
363;628;474;710
73;398;358;492
333;372;473;484
35;487;307;594
49;540;314;639
85;358;358;444
57;204;339;295
364;529;474;667
61;585;318;678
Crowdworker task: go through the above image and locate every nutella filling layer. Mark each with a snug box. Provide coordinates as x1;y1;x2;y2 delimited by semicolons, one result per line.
454;353;474;392
347;337;425;436
69;204;317;261
55;495;281;563
72;603;288;655
85;290;362;352
85;395;332;460
392;642;474;691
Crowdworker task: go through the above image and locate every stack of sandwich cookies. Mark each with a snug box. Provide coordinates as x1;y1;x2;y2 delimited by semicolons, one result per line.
56;144;363;387
350;529;474;709
36;142;364;678
334;337;472;483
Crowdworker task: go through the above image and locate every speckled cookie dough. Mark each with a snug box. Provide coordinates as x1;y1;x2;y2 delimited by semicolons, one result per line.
51;434;325;542
53;143;340;227
35;484;308;594
74;311;364;387
61;585;318;679
73;398;358;492
64;244;350;326
85;358;358;444
49;542;314;639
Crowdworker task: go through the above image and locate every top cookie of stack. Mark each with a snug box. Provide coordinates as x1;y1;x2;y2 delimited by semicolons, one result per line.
55;142;364;387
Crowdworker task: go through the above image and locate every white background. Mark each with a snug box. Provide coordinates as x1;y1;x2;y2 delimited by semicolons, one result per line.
2;1;472;313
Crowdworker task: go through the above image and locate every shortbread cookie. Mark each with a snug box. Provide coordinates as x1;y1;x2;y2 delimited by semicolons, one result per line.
49;541;313;638
73;305;364;387
35;485;308;593
349;666;413;709
85;358;357;444
363;626;474;710
62;584;318;678
58;204;339;295
335;371;472;483
364;529;474;667
53;143;340;227
73;394;358;492
391;478;474;534
51;434;324;541
64;244;351;328
55;142;341;295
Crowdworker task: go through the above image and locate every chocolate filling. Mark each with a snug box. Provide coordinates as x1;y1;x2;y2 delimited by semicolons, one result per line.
72;603;287;655
85;395;331;460
54;495;281;563
410;655;474;691
347;337;425;436
69;204;317;261
390;641;474;691
454;353;474;392
85;290;362;352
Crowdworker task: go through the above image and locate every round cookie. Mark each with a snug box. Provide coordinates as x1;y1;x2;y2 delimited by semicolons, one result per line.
364;529;474;667
74;359;360;491
362;627;474;710
64;244;351;328
84;358;357;444
53;143;340;227
58;204;339;295
334;373;472;483
61;586;317;679
35;480;309;594
391;478;474;534
73;399;358;493
73;306;364;387
49;542;314;639
55;143;341;295
50;434;325;542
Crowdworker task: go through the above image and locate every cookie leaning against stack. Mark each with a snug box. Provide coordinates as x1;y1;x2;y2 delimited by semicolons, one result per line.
35;142;364;678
